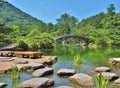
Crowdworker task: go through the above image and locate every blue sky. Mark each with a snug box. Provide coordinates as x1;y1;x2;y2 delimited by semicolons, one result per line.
6;0;120;23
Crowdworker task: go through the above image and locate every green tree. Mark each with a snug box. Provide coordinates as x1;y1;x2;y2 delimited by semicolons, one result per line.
26;29;54;49
46;23;55;33
56;13;78;35
77;13;105;29
101;4;116;29
35;21;47;33
107;4;115;16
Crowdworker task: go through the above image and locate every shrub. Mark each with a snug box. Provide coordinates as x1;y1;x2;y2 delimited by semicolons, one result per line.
18;40;28;50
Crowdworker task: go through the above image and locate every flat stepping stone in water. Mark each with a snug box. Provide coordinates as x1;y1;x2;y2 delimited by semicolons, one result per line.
109;58;120;65
32;68;53;77
57;68;76;76
20;78;54;88
0;57;14;62
113;78;120;86
69;73;94;87
0;68;11;74
44;59;55;65
55;86;73;88
43;56;58;65
21;63;44;71
14;60;28;64
95;66;111;72
0;82;7;88
0;69;8;74
101;72;118;81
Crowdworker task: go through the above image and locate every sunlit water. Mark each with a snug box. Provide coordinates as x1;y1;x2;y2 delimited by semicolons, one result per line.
1;45;120;88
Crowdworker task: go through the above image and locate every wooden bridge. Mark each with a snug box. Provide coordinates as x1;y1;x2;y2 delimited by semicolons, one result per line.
55;34;90;46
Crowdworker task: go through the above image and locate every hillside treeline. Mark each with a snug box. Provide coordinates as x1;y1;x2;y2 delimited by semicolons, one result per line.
0;1;120;49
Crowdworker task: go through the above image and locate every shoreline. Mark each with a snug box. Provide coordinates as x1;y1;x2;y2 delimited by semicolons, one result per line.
0;56;57;74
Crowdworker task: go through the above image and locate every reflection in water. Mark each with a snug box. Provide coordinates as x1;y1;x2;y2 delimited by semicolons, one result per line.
0;73;33;88
1;46;120;87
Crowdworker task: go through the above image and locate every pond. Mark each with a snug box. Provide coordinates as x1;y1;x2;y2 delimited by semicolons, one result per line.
0;45;120;88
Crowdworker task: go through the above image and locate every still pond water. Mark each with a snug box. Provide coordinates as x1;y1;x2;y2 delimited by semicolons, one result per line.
1;46;120;88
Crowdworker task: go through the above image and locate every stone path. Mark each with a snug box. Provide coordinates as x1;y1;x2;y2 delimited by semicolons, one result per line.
32;68;53;77
20;78;54;88
95;66;111;72
0;56;57;74
69;73;94;87
57;68;76;76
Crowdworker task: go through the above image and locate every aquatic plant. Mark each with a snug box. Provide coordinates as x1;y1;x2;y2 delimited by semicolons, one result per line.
95;72;109;88
11;65;21;80
73;54;81;68
74;54;81;64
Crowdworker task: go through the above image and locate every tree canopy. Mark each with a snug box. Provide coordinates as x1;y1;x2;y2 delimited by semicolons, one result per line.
0;2;120;48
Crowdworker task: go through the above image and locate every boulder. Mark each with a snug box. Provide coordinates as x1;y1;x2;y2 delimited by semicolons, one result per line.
20;78;54;88
21;63;44;71
14;60;28;64
101;72;118;81
109;58;120;65
55;86;73;88
69;73;94;87
95;66;111;72
44;59;54;65
0;69;7;74
0;68;11;74
0;82;7;88
0;57;14;62
113;78;120;86
43;56;57;65
32;68;53;77
114;78;120;83
57;68;76;76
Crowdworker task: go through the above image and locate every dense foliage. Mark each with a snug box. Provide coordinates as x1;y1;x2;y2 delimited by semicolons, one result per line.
75;4;120;47
0;0;120;48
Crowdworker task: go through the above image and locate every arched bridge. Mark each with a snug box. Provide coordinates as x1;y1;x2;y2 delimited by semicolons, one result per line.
55;34;90;46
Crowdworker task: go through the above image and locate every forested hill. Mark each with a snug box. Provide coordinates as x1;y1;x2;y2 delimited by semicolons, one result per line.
77;12;105;29
74;5;120;47
0;1;120;48
0;0;44;30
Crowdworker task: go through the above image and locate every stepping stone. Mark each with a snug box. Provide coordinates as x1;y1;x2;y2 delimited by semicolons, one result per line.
21;63;44;71
0;57;14;62
113;78;120;86
32;68;53;77
43;56;57;65
109;58;120;65
0;82;7;88
0;68;11;74
0;69;8;74
95;66;111;72
20;78;54;88
69;73;94;87
114;78;120;84
101;72;118;81
14;60;28;64
55;86;73;88
57;68;76;76
45;59;54;65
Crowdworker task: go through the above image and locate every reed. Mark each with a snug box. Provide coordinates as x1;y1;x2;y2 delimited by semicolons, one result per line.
11;65;21;80
95;72;109;88
73;54;81;68
74;54;81;64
